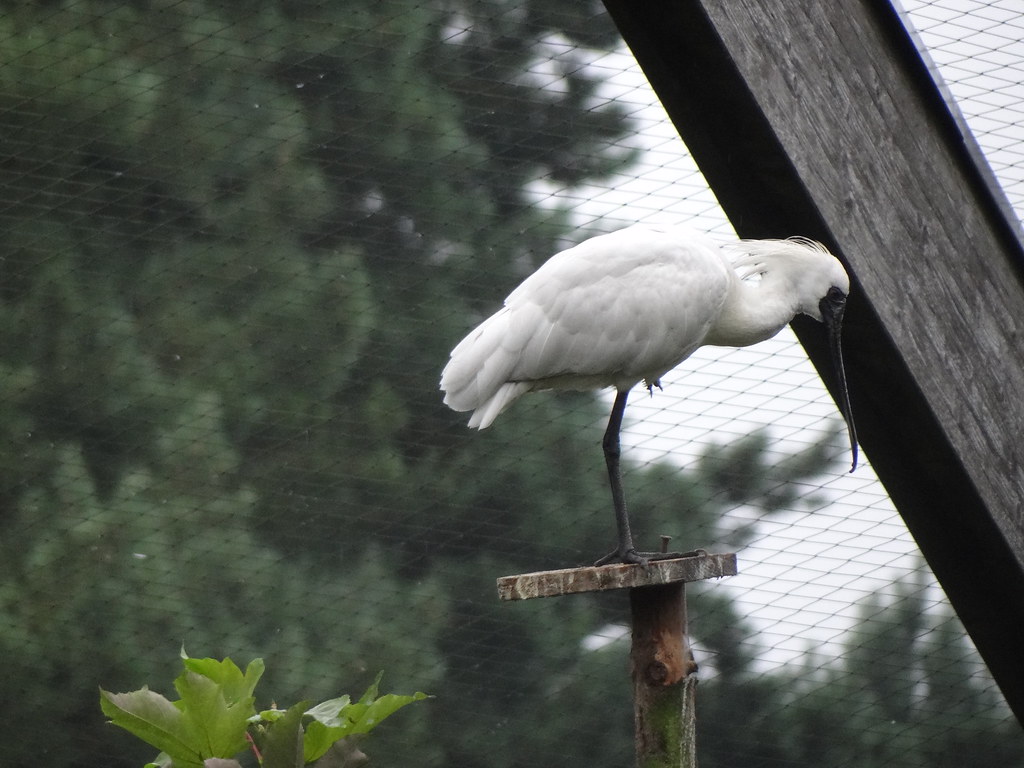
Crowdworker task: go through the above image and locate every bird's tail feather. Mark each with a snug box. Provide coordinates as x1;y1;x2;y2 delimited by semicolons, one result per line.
441;308;531;428
464;381;530;429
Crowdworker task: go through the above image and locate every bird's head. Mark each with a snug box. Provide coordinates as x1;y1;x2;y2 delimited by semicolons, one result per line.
788;239;859;474
773;238;851;322
738;237;859;471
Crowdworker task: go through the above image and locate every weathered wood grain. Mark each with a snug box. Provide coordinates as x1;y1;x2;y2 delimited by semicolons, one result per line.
496;552;737;600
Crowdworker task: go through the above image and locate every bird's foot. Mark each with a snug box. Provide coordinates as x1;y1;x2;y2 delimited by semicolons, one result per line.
593;547;707;567
594;547;648;567
644;378;663;396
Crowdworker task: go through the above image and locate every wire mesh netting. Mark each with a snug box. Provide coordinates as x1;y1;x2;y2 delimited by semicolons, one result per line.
0;1;1021;767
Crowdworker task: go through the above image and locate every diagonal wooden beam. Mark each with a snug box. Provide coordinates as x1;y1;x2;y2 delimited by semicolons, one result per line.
602;0;1024;722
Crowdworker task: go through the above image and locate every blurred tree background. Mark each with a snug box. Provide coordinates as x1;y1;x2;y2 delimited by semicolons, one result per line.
0;1;1019;766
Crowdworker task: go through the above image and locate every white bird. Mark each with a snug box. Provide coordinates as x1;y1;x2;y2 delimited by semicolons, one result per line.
440;225;857;565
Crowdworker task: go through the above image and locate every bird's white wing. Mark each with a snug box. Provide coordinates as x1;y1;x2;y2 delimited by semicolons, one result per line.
505;227;732;381
441;226;733;428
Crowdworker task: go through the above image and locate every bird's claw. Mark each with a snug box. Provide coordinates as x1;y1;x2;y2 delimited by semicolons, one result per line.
593;547;705;567
643;378;663;396
594;548;648;567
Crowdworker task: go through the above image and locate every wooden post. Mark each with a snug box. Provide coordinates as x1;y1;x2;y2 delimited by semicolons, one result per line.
498;552;737;768
630;581;696;768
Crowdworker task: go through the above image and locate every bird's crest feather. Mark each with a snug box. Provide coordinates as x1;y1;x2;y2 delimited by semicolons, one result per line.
727;236;831;280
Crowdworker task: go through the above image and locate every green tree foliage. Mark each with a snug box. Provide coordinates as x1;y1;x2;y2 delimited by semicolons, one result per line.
0;399;445;766
0;1;1019;767
714;574;1022;768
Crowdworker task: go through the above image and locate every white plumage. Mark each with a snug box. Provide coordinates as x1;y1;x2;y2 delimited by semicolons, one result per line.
440;224;856;564
442;226;848;425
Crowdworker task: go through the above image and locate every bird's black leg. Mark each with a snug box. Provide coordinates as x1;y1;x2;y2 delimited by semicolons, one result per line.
595;390;645;565
594;389;689;567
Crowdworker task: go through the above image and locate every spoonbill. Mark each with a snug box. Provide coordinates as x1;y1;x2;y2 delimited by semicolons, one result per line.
440;225;857;565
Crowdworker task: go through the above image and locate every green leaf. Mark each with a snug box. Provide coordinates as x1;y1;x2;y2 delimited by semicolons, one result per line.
104;660;427;767
343;691;431;736
259;701;309;768
301;676;430;763
99;687;204;768
181;655;264;705
343;673;430;736
304;696;351;727
302;719;342;763
254;706;292;724
101;657;263;766
173;668;254;758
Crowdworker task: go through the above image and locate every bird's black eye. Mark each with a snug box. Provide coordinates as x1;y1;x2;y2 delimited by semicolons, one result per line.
821;286;847;312
826;286;846;302
819;286;847;320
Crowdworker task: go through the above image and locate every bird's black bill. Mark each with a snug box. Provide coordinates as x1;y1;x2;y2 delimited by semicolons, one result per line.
820;288;859;472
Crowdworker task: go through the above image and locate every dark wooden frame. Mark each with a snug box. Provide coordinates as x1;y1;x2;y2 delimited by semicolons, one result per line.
601;0;1024;722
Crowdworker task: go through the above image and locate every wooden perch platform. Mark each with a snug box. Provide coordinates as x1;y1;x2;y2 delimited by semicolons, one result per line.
497;551;737;601
498;551;738;767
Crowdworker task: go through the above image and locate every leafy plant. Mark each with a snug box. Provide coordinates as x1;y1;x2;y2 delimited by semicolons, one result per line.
100;652;430;768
